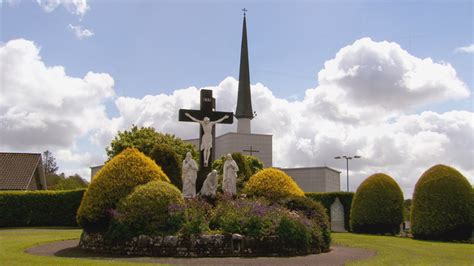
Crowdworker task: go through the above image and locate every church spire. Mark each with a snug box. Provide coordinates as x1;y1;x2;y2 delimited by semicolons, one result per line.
235;9;254;133
235;10;253;120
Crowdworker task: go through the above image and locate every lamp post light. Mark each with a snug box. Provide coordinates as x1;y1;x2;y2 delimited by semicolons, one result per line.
334;155;361;192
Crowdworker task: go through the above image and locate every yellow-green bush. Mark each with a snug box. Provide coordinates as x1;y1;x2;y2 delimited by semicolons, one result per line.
108;181;185;238
411;164;473;241
77;148;169;232
350;173;404;234
244;168;304;201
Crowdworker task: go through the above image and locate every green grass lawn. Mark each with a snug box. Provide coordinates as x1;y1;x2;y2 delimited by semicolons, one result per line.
1;228;472;265
0;227;159;265
332;232;473;265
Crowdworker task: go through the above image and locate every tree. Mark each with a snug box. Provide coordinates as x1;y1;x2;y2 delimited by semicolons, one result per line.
149;144;182;190
53;174;89;190
403;199;412;221
42;150;58;174
106;125;197;162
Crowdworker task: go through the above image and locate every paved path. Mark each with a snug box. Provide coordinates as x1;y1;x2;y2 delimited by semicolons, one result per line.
27;239;376;265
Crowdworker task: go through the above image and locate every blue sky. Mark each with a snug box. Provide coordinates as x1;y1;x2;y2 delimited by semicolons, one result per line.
1;0;473;194
2;1;472;105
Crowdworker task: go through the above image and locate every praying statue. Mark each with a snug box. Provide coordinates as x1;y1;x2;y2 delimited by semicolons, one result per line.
222;153;239;195
184;113;230;167
200;169;218;197
182;152;198;198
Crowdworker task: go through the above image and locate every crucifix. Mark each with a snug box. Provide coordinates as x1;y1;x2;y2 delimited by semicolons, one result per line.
243;146;259;156
179;89;233;191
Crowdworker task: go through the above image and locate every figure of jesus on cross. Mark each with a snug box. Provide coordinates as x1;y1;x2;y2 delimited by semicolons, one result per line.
184;113;229;167
179;89;234;191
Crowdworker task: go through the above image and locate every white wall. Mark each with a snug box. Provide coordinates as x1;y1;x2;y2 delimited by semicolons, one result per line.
281;167;341;192
185;132;273;167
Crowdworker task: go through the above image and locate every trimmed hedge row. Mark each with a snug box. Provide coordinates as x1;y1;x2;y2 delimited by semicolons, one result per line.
0;189;85;227
306;192;354;231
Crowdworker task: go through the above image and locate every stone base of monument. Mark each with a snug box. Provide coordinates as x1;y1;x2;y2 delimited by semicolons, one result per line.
79;231;325;257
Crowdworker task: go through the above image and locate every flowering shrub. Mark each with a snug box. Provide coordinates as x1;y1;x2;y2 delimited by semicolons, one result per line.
244;168;304;201
181;197;213;235
106;181;184;240
77;148;170;232
209;196;328;253
281;197;331;251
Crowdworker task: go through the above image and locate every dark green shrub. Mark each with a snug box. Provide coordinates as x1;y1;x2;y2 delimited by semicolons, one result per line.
0;189;85;227
277;216;312;249
213;152;261;191
350;173;404;234
109;181;185;239
305;192;354;231
77;148;170;232
281;197;331;251
411;164;473;241
246;155;264;175
150;144;182;190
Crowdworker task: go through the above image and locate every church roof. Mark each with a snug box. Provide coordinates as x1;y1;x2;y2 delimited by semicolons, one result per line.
235;14;254;119
0;152;47;190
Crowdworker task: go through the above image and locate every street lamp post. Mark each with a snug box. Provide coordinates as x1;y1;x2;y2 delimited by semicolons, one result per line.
334;155;361;192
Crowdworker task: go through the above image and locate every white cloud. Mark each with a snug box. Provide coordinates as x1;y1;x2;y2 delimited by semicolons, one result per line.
317;38;469;116
455;44;474;54
1;37;472;194
93;38;472;197
68;24;94;39
36;0;89;16
0;39;114;151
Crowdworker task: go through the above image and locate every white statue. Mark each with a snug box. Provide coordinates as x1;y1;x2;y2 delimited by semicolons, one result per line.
182;152;198;198
185;113;229;167
222;154;239;195
200;169;218;197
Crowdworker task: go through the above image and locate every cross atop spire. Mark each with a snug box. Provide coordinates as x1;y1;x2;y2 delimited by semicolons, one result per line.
242;8;248;16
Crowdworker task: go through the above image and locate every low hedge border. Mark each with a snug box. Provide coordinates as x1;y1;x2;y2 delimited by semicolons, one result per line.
0;189;85;227
306;192;354;231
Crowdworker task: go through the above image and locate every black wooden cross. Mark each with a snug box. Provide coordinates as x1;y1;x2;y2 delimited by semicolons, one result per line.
243;146;259;156
179;89;233;191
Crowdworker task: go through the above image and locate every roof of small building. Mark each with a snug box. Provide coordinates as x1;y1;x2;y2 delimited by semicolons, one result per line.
0;152;46;190
279;166;341;174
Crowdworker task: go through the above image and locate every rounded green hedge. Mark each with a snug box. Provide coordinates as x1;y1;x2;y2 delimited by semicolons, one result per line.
111;181;185;238
76;148;170;232
411;164;473;241
350;173;404;234
150;144;182;190
244;168;304;201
